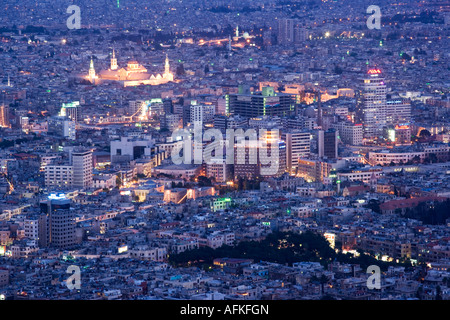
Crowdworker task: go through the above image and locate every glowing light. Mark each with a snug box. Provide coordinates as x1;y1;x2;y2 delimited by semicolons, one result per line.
367;69;381;74
48;193;67;200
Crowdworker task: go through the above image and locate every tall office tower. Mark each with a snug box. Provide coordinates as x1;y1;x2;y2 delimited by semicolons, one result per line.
162;113;180;131
163;98;173;114
356;68;387;138
71;149;93;189
278;19;295;45
50;209;76;249
282;130;311;173
214;114;228;133
334;122;363;146
317;129;338;159
263;30;272;47
60;101;81;122
0;104;9;128
48;116;76;140
39;194;73;248
234;137;286;179
386;98;411;125
128;100;145;116
190;104;203;123
226;86;295;118
38;213;50;247
216;96;227;115
277;19;306;46
190;103;215;124
24;218;39;242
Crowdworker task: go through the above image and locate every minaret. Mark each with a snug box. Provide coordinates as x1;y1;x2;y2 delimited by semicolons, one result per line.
111;48;118;70
89;58;96;83
7;75;11;87
228;35;232;52
236;25;239;38
164;54;170;75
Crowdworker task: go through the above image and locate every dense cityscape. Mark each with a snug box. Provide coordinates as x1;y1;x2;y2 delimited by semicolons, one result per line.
0;0;449;302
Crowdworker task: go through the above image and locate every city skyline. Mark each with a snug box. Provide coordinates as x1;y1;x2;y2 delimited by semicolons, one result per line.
0;0;449;304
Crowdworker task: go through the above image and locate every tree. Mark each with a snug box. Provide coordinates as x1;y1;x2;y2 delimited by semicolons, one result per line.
412;155;421;164
176;63;185;76
116;174;122;188
333;65;343;74
365;199;381;213
435;285;443;300
419;129;431;138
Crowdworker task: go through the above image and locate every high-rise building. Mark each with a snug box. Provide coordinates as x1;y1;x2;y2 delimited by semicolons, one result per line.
60;101;81;122
190;103;215;124
39;194;75;249
386;98;411;125
71;149;93;189
356;68;387;138
282;130;311;173
317;129;338;159
0;104;9;128
334;122;363;146
50;209;76;249
48;116;76;140
45;163;73;189
234;137;286;180
277;19;306;46
206;159;233;183
24;218;39;242
163;98;173;114
226;86;295;118
128;100;146;116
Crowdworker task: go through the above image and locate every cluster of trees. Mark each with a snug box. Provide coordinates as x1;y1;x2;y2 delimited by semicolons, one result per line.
0;137;36;149
237;177;260;190
402;199;450;225
388;11;443;24
169;231;400;271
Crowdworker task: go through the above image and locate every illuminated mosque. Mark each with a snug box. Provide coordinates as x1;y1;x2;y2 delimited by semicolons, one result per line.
87;50;174;87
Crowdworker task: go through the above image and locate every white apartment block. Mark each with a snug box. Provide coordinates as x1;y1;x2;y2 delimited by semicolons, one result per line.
190;104;215;123
72;150;93;189
45;164;73;188
206;159;231;183
44;149;93;189
369;145;449;165
282;130;311;172
129;246;167;261
334;122;363;146
24;219;39;241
